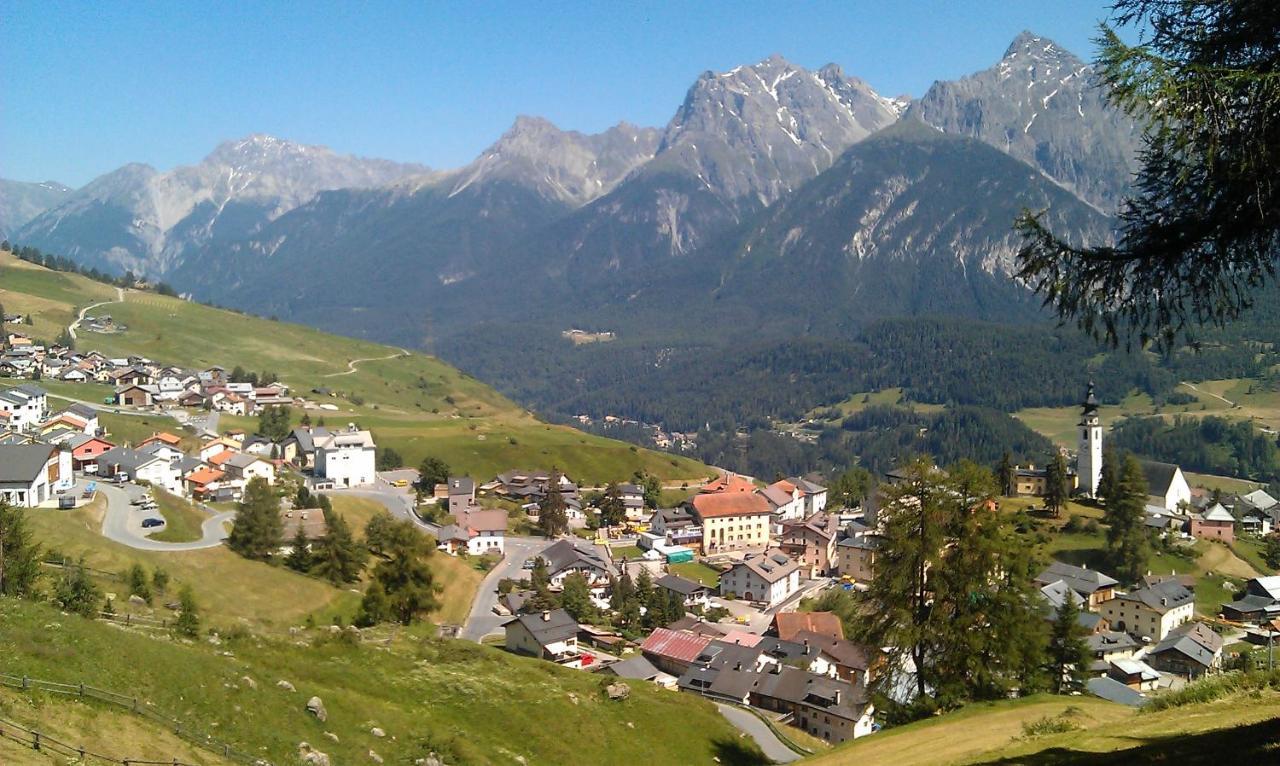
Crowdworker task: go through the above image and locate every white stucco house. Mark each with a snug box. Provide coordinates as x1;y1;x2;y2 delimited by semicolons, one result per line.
720;549;802;607
315;426;376;487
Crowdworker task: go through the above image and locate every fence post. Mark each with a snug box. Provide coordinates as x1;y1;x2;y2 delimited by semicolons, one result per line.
80;746;87;759
32;730;40;751
22;675;29;690
79;682;85;697
133;696;139;712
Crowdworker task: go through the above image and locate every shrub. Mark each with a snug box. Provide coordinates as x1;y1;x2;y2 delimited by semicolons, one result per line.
1145;671;1280;711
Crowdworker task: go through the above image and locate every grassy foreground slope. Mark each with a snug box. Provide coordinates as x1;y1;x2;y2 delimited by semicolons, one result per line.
0;249;712;484
0;598;762;766
805;689;1280;766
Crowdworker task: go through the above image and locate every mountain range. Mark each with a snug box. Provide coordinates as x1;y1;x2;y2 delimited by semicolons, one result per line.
9;32;1136;424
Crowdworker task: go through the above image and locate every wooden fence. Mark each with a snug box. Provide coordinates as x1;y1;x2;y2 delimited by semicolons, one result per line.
0;714;195;765
0;673;267;765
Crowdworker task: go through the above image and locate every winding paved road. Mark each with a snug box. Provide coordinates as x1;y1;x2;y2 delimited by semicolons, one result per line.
95;480;232;551
715;704;801;764
461;535;554;641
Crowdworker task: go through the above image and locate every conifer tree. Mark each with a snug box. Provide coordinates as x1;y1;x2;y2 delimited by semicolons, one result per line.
174;585;201;638
539;476;569;538
560;572;595;622
54;559;101;618
0;500;41;598
285;526;312;573
227;477;283;561
1048;596;1090;694
1105;455;1151;583
997;451;1015;498
363;519;439;625
1044;452;1070;518
598;482;627;528
311;510;366;585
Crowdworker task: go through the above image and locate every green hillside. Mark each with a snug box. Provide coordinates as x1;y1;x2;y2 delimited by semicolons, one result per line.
805;686;1280;765
0;249;712;484
0;597;761;766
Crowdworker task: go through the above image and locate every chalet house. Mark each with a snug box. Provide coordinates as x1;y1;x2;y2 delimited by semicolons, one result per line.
1141;460;1192;511
720;549;801;607
655;574;713;609
0;443;68;507
617;482;647;520
278;508;328;553
436;508;507;556
1147;622;1223;680
445;476;477;514
641;628;713;676
1221;576;1280;623
488;469;578;502
65;434;115;473
688;492;771;553
115;384;155;408
198;437;241;462
224;452;276;485
538;539;613;588
778;512;839;577
700;473;755;494
770;611;844;642
211;391;249;416
314;426;376;487
1034;561;1119;610
1086;631;1140;675
649;507;703;548
1039;579;1107;633
139;441;184;466
836;534;880;582
1108;658;1161;691
602;655;677;688
281;427;325;467
503;609;584;669
185;467;230;500
791;631;875;687
1012;463;1078;496
1236;489;1279;536
64;403;99;433
1099;579;1195;641
97;447;183;495
715;662;874;744
761;481;805;526
1190;503;1235;543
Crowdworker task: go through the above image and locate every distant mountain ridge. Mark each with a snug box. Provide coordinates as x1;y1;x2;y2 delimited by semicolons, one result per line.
13;33;1134;357
0;179;73;238
14;135;428;276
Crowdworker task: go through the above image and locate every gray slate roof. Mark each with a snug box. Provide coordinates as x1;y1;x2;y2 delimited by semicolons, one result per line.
1087;676;1148;707
504;608;579;646
1140;460;1180;497
1035;560;1119;595
0;444;55;484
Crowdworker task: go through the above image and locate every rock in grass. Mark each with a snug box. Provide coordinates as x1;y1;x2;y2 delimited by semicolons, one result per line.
306;696;327;722
278;680;296;692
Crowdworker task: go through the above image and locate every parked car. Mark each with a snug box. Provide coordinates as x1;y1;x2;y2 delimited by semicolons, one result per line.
141;518;165;529
522;558;537;570
391;479;409;488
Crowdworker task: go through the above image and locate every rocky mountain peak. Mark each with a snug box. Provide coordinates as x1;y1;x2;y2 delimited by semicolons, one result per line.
908;31;1140;212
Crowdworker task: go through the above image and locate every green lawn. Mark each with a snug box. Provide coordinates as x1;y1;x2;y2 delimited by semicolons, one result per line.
146;488;208;543
670;561;722;588
0;597;762;766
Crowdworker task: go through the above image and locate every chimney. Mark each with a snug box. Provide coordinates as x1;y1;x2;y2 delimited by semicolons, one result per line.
832;689;841;704
1161;598;1168;606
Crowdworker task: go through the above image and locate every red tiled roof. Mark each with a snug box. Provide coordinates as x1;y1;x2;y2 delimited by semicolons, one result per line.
144;432;182;445
772;611;844;642
640;628;711;664
187;467;225;486
208;450;237;467
690;492;770;519
702;474;756;494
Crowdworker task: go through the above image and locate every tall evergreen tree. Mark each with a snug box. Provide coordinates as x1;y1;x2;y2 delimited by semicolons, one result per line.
364;519;439;625
539;477;569;538
853;457;948;705
0;500;41;598
997;451;1015;498
311;510;366;585
285;526;313;573
227;477;283;561
1044;452;1070;518
1017;1;1280;346
560;572;595;622
598;482;627;528
1105;455;1151;583
1047;596;1090;694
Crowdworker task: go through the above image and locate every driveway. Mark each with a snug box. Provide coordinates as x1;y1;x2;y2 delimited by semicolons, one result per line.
715;704;800;763
93;479;232;551
460;535;554;641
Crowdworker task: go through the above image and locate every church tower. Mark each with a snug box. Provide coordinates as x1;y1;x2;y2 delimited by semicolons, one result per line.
1078;381;1103;496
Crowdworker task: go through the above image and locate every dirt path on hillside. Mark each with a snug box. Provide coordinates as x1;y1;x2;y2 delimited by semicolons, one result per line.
68;287;125;340
322;348;409;377
1181;381;1236;408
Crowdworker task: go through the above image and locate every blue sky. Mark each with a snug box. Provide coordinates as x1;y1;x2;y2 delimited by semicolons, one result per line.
3;1;1119;186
